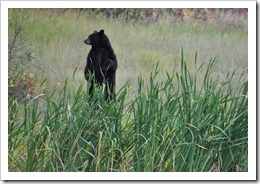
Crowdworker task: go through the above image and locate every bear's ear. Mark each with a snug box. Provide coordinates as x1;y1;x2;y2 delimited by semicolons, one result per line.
99;29;104;35
94;30;98;33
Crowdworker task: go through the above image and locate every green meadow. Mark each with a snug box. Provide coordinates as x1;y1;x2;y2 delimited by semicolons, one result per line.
8;9;248;172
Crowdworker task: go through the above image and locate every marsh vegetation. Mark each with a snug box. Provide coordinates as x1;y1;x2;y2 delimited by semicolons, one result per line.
8;9;248;172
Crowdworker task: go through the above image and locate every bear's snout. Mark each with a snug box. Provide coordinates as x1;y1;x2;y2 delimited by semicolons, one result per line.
84;38;91;45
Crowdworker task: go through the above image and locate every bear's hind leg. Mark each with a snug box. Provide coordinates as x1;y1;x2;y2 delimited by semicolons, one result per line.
88;81;94;99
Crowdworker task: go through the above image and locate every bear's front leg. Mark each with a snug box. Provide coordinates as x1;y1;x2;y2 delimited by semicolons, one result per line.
84;61;94;81
84;66;91;81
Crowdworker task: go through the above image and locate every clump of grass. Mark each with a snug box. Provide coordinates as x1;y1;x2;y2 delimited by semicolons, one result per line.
8;51;247;172
130;51;247;172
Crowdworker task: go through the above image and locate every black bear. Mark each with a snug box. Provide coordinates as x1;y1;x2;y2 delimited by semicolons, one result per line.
84;29;117;101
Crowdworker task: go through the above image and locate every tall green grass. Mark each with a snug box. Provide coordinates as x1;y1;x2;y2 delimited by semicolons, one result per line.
8;52;248;172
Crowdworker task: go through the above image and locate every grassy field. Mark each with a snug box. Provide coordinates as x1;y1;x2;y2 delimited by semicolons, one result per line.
8;9;248;172
8;9;247;96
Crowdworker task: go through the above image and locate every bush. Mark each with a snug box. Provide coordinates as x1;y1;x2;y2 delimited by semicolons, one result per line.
8;9;46;100
82;8;247;28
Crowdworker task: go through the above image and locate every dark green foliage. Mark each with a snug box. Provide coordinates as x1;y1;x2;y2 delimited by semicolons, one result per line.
8;52;248;172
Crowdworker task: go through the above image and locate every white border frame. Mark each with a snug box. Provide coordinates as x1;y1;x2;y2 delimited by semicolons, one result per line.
1;1;256;181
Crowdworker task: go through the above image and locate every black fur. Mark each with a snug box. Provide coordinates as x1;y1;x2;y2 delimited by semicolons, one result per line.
84;29;117;101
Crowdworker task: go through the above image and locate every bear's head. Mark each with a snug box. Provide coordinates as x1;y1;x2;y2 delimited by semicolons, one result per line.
84;29;111;48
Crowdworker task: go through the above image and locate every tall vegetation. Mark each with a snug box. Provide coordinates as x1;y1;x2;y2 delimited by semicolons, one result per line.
8;51;248;172
8;9;248;172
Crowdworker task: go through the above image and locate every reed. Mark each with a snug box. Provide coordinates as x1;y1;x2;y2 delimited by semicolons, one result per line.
8;51;248;172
